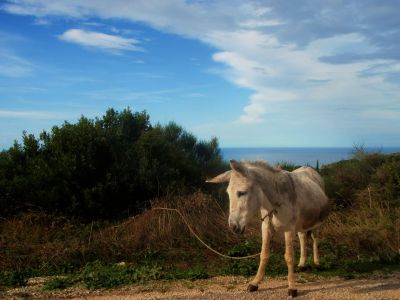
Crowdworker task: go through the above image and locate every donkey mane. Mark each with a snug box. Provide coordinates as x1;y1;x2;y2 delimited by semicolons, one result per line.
242;160;281;173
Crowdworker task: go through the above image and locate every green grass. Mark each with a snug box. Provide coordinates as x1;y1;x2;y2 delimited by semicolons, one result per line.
39;261;210;290
43;277;74;291
1;238;399;292
1;251;399;292
220;240;400;279
77;261;164;289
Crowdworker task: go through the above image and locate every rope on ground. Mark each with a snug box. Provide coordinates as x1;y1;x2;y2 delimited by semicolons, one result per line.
152;207;260;260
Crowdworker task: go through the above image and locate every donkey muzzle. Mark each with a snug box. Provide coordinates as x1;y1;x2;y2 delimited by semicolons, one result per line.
230;223;245;234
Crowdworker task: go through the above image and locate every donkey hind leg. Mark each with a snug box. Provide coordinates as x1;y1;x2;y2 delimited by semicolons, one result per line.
285;230;297;297
248;221;272;292
297;232;308;269
311;231;320;267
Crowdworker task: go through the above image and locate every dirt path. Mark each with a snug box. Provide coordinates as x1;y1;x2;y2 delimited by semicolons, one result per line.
4;273;400;299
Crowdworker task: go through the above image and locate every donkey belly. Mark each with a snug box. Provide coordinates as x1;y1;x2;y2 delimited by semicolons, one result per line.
296;194;329;231
293;177;329;231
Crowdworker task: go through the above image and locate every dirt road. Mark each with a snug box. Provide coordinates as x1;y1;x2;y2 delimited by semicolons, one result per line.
4;273;400;299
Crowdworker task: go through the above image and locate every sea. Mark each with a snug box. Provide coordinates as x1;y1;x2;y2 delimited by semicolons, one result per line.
221;147;400;167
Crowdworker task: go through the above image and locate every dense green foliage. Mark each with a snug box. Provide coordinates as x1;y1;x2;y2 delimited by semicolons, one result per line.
0;108;225;221
321;147;400;208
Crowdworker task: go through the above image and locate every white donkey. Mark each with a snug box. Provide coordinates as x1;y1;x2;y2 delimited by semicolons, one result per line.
207;160;329;297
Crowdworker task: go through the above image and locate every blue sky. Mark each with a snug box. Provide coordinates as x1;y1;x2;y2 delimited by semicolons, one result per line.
1;0;400;149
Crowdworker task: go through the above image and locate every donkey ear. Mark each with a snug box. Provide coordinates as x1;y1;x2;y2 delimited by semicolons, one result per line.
206;170;231;183
230;160;248;177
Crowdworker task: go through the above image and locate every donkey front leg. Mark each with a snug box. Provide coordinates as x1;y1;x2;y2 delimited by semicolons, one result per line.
285;230;297;297
247;220;272;292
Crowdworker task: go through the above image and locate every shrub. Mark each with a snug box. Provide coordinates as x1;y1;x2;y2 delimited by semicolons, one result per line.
320;149;399;208
0;108;225;221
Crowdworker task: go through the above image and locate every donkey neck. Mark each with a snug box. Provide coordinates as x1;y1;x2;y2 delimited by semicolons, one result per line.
249;165;283;211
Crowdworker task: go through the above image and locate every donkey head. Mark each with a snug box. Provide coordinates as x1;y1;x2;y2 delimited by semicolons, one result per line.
207;160;260;234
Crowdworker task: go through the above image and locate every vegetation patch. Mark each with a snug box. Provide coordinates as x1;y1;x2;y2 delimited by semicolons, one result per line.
38;261;211;290
0;269;28;289
0;108;225;221
43;277;74;291
0;110;399;292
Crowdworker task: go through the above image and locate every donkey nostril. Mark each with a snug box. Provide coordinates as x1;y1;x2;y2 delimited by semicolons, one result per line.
231;224;238;232
230;224;245;234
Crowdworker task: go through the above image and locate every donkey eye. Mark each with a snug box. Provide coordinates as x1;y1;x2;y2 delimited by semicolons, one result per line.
237;191;248;197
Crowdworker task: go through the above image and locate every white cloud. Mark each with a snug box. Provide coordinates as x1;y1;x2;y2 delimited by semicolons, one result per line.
239;19;283;28
208;29;400;124
0;31;33;77
59;29;141;53
0;49;32;77
33;18;50;25
0;110;59;118
2;0;88;18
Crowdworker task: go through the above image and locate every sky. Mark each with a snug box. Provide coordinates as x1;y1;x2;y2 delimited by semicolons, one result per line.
1;0;400;149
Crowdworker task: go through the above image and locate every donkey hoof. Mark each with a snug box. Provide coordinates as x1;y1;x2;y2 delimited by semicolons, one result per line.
297;265;306;272
314;264;322;270
247;284;258;292
288;289;298;298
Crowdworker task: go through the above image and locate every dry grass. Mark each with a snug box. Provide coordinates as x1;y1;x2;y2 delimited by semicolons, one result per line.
0;213;89;271
1;190;399;274
320;189;400;259
0;192;260;272
88;192;260;259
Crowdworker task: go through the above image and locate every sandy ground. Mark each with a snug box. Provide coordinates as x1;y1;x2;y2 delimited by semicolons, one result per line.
3;273;400;300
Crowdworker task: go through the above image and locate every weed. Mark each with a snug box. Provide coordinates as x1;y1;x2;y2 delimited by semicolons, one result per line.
222;240;261;276
0;269;28;288
265;252;288;276
143;249;165;264
43;277;74;291
224;259;259;276
227;240;258;257
79;262;132;289
78;261;163;289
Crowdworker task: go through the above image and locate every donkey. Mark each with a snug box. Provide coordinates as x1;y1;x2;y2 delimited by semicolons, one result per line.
207;160;329;297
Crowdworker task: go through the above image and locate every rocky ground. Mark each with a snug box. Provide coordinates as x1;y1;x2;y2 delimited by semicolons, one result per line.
3;272;400;299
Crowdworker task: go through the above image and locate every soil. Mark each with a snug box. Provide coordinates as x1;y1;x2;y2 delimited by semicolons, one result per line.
3;273;400;300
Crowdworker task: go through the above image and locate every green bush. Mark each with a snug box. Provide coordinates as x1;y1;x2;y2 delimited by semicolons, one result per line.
321;148;400;208
0;108;225;221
